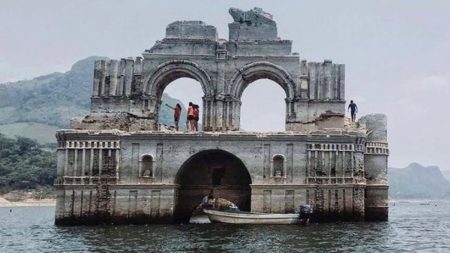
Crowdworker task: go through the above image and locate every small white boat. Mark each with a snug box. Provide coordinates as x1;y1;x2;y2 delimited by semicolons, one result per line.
203;209;300;224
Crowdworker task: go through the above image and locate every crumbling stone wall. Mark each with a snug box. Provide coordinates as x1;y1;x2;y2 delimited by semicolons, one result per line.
73;7;346;132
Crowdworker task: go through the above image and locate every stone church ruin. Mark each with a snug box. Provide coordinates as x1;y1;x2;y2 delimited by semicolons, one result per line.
55;7;389;225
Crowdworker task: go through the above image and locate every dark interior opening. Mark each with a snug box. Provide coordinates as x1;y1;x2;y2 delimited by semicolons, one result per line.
174;150;252;222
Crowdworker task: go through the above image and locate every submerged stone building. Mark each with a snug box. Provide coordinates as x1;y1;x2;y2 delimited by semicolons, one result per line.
55;7;389;225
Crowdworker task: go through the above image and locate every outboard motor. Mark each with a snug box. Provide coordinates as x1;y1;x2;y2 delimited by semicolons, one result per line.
299;204;313;224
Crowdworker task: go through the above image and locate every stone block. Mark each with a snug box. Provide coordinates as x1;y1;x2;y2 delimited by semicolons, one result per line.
166;21;217;41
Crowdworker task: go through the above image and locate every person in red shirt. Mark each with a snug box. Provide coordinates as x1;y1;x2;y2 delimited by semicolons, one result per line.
165;103;182;131
187;102;195;131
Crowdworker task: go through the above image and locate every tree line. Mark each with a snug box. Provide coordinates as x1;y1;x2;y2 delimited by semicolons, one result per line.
0;134;56;194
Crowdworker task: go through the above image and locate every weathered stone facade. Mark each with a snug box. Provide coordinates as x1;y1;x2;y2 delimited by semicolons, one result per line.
55;7;389;225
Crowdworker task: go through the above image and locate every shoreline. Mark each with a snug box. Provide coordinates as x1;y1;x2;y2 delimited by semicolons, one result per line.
0;197;56;207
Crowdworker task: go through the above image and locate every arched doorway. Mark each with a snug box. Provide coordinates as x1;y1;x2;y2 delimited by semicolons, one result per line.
174;150;252;222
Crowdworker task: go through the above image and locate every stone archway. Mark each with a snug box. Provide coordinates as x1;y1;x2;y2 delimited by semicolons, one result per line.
228;61;297;130
229;61;296;99
143;60;214;129
174;149;252;222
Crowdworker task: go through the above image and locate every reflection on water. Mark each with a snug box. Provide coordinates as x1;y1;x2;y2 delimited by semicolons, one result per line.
1;201;450;252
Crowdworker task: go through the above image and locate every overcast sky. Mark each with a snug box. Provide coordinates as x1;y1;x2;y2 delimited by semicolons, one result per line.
1;0;450;170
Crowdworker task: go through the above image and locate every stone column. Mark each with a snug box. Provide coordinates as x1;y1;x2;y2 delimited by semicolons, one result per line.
215;96;224;131
202;96;214;131
109;60;119;96
98;145;103;177
338;64;345;100
64;148;69;177
232;99;241;131
82;148;86;180
93;60;102;96
73;148;78;177
115;148;120;181
359;114;389;221
124;58;134;96
89;149;94;183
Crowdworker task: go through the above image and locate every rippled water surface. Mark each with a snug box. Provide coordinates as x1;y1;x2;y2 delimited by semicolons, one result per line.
1;201;450;252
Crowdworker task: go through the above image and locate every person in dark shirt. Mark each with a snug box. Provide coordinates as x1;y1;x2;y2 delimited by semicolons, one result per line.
193;104;199;131
348;100;358;122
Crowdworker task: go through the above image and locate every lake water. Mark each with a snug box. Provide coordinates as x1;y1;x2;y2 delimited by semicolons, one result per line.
1;201;449;252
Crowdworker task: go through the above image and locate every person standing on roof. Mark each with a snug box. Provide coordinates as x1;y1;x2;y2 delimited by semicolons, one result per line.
193;104;200;131
165;103;182;131
348;100;358;122
187;102;195;131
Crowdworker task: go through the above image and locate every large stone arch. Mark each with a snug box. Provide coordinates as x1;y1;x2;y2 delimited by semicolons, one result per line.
229;61;296;100
174;149;252;222
228;62;297;130
143;60;214;129
144;60;213;97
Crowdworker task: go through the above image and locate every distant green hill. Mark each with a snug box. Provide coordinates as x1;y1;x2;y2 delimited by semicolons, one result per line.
389;163;450;199
0;134;56;193
0;57;185;143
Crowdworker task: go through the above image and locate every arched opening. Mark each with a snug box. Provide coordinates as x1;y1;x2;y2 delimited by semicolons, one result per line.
230;62;296;132
174;150;252;222
159;78;203;131
272;155;285;177
141;155;153;177
144;61;212;131
240;79;286;131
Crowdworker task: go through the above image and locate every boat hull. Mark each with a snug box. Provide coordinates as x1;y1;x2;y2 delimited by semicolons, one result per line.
203;209;300;224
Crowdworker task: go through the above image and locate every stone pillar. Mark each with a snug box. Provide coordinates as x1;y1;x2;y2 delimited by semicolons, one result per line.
93;60;102;96
233;100;242;131
98;146;103;177
324;60;333;99
360;114;389;221
133;57;143;95
103;61;111;96
109;60;119;96
116;147;120;180
227;100;234;131
215;96;224;131
81;149;86;179
117;59;126;96
64;148;69;177
89;149;94;179
338;65;345;100
124;58;134;96
73;148;78;177
227;98;239;131
202;96;214;131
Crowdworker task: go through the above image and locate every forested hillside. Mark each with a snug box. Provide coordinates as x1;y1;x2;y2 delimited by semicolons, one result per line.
0;134;56;194
0;57;185;143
